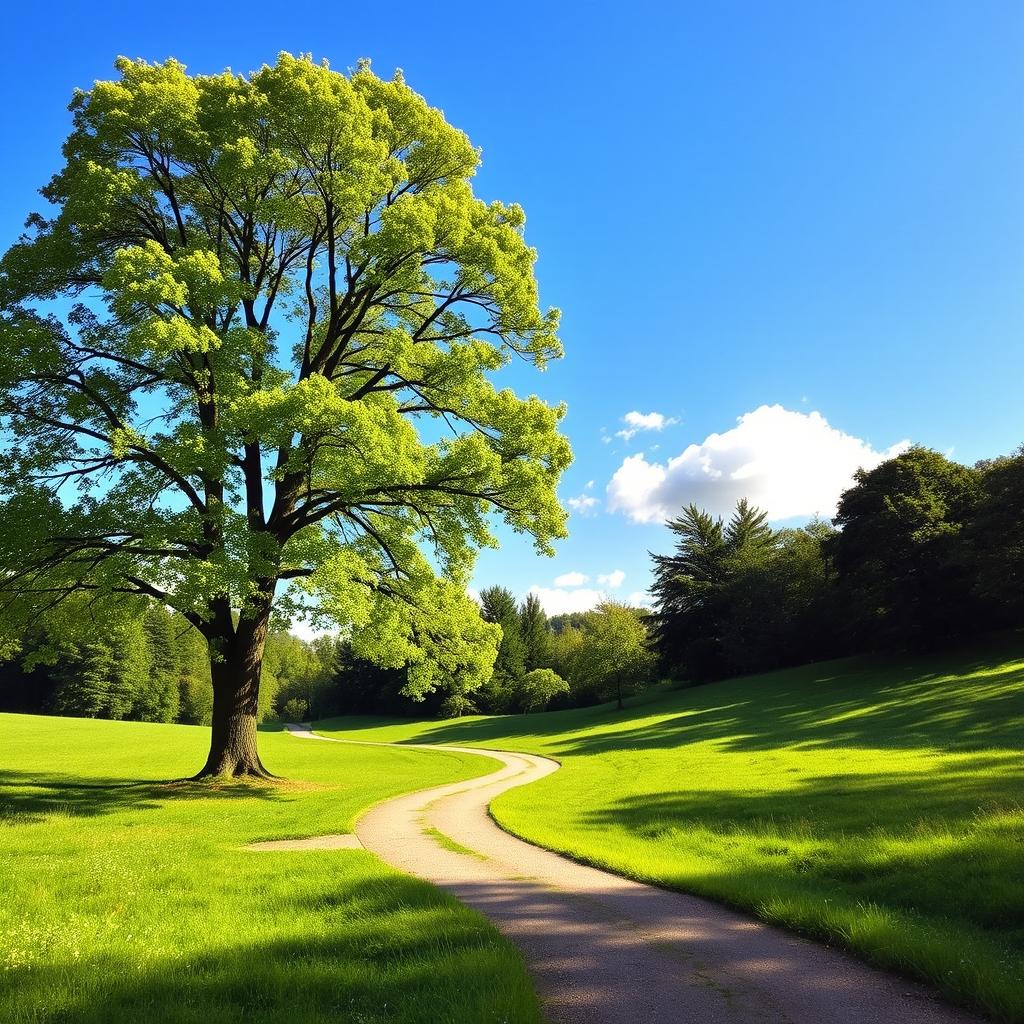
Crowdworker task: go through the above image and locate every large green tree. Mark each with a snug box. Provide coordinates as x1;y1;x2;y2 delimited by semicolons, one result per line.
0;54;570;776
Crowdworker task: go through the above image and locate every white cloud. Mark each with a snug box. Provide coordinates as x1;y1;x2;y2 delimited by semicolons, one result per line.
625;410;676;431
466;587;482;605
616;410;679;441
567;493;600;515
553;571;589;587
607;404;910;523
627;591;654;609
528;585;606;615
597;569;625;588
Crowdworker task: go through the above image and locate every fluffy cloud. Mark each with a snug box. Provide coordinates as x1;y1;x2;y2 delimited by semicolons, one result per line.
615;410;678;441
528;566;627;614
607;404;910;523
553;571;589;587
528;586;606;615
567;493;599;515
627;591;653;608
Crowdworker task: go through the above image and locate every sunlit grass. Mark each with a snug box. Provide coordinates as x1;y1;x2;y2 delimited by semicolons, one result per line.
0;714;541;1024
318;635;1024;1022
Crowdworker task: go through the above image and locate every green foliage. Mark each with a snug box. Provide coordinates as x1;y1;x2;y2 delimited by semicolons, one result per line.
829;447;982;646
270;634;341;720
0;52;571;735
520;668;568;712
24;602;150;721
545;624;585;690
965;447;1024;625
650;446;1024;682
0;599;217;726
139;605;181;722
173;622;214;725
279;696;309;721
518;592;549;671
570;602;654;707
177;672;213;726
649;499;830;680
50;638;138;720
478;585;526;710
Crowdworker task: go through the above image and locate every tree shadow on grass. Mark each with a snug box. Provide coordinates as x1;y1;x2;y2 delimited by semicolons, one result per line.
576;762;1024;939
0;768;288;823
1;874;539;1024
531;648;1024;757
320;638;1024;759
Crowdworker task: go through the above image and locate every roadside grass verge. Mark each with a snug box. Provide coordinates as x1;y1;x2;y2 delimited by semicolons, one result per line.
0;713;541;1024
317;635;1024;1022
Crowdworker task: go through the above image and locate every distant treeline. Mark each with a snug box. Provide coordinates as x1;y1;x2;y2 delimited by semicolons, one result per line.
2;445;1020;723
275;596;654;719
649;446;1024;681
0;594;651;723
0;602;342;726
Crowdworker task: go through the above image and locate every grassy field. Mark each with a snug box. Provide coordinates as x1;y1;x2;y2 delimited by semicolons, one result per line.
0;714;541;1024
318;635;1024;1022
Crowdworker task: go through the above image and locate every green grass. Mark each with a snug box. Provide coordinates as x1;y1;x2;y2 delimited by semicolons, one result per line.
421;824;488;861
318;635;1024;1022
0;714;542;1024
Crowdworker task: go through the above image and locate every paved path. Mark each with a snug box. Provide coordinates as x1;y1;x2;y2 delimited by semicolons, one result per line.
286;724;981;1024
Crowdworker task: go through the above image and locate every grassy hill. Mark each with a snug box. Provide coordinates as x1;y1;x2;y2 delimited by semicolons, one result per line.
0;715;540;1024
318;635;1024;1022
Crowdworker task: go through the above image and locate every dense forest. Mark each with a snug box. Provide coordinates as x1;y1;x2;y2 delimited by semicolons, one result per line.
649;445;1024;681
2;445;1021;723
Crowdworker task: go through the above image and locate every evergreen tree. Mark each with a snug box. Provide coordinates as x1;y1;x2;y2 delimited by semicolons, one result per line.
478;585;527;712
649;499;781;680
137;604;180;722
48;617;148;720
648;504;729;679
519;593;550;671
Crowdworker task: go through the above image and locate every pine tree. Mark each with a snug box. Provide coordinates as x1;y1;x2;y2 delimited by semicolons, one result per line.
478;586;527;710
519;593;550;671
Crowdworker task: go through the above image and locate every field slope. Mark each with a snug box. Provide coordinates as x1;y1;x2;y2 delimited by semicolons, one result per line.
318;636;1024;1022
0;714;541;1024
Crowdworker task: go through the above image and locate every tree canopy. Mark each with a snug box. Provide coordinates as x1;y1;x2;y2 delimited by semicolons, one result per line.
828;447;981;646
0;54;571;775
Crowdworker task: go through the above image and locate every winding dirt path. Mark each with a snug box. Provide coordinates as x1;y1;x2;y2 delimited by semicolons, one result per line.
286;725;981;1024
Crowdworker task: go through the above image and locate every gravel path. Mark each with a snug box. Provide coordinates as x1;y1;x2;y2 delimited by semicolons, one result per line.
286;724;982;1024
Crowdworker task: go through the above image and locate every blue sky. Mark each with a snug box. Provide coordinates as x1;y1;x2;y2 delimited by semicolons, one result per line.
1;1;1022;614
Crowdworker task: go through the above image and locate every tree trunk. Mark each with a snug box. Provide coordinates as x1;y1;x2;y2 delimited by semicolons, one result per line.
193;610;275;779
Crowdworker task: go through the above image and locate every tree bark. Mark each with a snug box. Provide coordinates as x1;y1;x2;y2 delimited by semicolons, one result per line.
193;609;275;779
